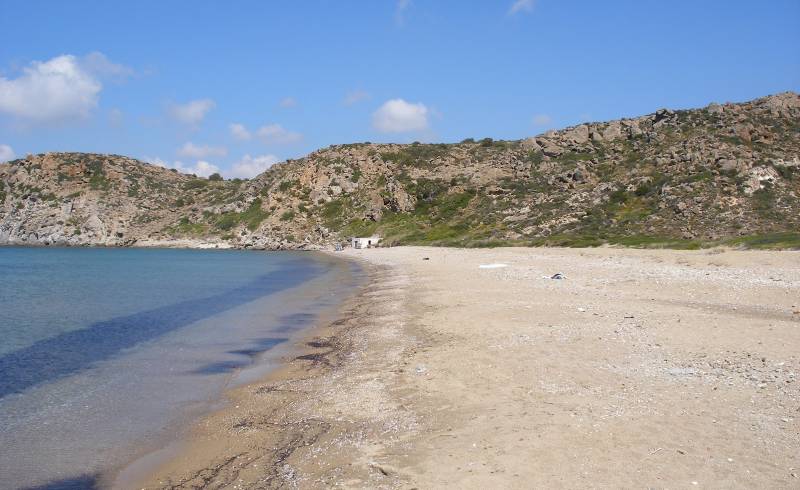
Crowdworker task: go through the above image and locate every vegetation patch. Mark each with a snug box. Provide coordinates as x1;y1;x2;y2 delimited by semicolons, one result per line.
278;179;297;192
380;143;451;168
723;232;800;250
87;159;110;190
183;179;209;190
173;217;207;235
214;199;270;231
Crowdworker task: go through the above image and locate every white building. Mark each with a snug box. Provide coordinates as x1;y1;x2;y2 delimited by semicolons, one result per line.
351;236;381;249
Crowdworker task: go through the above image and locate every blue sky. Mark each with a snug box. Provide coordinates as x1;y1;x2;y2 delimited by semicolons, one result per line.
1;0;798;177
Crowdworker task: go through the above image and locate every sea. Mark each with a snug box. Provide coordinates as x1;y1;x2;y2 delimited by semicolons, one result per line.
0;247;360;489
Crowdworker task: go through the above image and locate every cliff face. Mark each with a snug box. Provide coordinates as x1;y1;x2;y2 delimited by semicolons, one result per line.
1;92;799;249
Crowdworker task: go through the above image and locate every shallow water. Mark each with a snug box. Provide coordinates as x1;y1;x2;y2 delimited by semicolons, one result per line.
0;247;359;489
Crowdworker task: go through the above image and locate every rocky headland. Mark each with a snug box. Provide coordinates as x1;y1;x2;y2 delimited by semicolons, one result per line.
1;92;798;249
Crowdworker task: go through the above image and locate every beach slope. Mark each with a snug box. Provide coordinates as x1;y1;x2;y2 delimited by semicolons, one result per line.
142;246;800;489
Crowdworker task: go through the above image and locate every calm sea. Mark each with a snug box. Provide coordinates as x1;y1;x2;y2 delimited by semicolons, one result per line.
0;247;359;489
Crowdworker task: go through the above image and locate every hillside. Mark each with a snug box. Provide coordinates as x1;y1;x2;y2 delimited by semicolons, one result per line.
1;92;799;249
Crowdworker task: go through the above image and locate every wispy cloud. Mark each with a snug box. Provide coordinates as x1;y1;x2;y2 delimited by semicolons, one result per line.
146;156;220;178
509;0;535;15
177;142;227;159
532;114;552;126
372;98;430;133
81;52;134;81
343;89;370;106
279;97;296;108
168;98;215;126
108;108;124;127
229;123;252;140
395;0;412;26
228;122;302;145
229;154;280;179
0;144;15;162
257;124;303;145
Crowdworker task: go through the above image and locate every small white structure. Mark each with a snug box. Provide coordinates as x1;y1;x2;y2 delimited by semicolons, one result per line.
351;236;381;249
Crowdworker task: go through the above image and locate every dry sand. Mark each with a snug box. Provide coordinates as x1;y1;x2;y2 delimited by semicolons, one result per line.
138;246;800;489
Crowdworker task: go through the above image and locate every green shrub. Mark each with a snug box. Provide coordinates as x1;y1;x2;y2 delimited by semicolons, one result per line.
278;180;296;192
183;179;209;190
280;210;296;221
380;144;451;168
241;199;269;231
87;160;110;190
216;213;239;231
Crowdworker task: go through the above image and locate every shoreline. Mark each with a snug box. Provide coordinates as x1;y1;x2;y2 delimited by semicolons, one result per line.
103;250;365;489
135;246;799;488
132;251;413;488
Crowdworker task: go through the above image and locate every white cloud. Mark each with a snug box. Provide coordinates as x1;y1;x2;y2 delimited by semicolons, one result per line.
229;154;279;179
0;144;15;162
279;97;296;108
229;123;252;141
256;124;303;144
177;142;227;158
372;98;430;133
532;114;552;126
509;0;535;15
168;98;215;125
144;156;169;167
176;160;220;177
343;89;370;106
0;55;102;123
145;156;220;178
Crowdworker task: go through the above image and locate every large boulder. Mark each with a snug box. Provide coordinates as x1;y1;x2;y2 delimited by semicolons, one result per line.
601;121;622;141
563;124;590;145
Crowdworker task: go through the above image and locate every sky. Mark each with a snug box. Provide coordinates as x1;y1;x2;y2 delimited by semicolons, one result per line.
0;0;798;178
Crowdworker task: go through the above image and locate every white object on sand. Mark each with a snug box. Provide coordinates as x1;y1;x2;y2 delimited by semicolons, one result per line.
479;264;508;269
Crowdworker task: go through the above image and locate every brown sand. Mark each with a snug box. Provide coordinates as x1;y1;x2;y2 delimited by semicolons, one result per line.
136;246;800;489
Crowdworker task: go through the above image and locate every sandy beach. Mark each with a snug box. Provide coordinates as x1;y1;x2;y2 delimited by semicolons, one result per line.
138;246;800;489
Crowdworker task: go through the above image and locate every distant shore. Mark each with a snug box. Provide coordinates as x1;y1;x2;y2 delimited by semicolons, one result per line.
137;246;800;488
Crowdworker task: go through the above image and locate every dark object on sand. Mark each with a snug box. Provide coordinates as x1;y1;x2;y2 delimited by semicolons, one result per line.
550;273;565;280
423;257;430;260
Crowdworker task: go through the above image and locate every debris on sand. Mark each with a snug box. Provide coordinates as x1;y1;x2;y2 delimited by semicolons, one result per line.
479;264;508;269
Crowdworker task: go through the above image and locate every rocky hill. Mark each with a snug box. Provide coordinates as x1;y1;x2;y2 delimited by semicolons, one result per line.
1;92;799;250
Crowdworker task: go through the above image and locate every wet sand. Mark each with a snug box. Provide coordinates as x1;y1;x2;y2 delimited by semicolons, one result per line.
139;246;800;489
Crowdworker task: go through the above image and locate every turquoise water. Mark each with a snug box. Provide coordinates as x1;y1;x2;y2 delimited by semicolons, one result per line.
0;247;358;489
